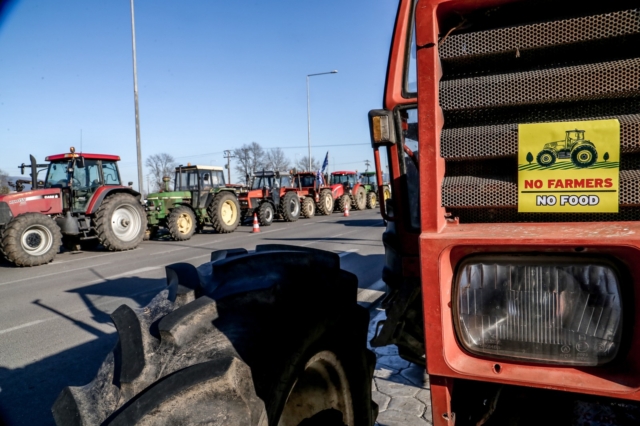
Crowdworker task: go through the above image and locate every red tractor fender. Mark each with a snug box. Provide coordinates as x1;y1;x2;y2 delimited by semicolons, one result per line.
330;184;344;199
352;182;363;194
0;189;64;218
85;186;142;215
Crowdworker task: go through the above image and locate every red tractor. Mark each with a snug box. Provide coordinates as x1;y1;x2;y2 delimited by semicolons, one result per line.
237;170;300;226
291;171;335;217
329;171;367;211
0;148;146;266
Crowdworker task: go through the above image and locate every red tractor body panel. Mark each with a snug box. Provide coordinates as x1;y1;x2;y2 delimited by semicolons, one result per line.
0;189;63;216
45;153;121;161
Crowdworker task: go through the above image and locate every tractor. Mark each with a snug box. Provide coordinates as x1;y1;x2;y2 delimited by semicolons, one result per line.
329;170;367;211
359;171;391;209
144;165;240;241
237;170;300;226
291;171;334;217
54;1;640;425
0;148;146;267
536;129;598;168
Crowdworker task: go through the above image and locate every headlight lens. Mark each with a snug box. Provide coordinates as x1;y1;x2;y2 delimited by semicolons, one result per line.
454;256;623;366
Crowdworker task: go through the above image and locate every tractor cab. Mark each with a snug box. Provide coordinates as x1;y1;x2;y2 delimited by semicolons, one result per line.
566;129;586;146
293;172;318;189
330;172;358;189
359;172;376;187
250;171;291;191
44;149;122;213
174;165;225;208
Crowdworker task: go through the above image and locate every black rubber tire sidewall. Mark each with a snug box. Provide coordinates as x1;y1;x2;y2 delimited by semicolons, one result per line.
365;192;376;209
95;193;147;251
301;198;316;218
209;191;240;233
1;213;61;267
167;205;197;241
258;202;274;226
317;190;334;215
279;192;300;222
352;187;366;210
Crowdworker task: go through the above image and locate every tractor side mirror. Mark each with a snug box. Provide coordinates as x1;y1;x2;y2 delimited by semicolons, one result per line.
77;157;85;168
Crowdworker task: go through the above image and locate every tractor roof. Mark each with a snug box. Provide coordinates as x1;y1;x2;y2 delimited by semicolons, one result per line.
360;171;375;176
252;170;289;177
331;171;356;175
46;153;121;161
176;165;224;171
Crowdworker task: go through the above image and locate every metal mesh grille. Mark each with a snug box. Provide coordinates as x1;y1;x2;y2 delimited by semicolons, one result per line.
440;58;640;111
441;114;640;160
440;9;640;59
442;170;640;208
447;207;640;223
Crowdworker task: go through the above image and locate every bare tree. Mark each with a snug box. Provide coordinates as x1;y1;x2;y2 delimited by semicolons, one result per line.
0;168;9;194
265;148;290;171
295;156;321;172
233;142;265;184
145;153;177;192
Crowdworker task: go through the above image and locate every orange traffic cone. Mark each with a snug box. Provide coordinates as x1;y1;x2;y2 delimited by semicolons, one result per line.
252;213;260;233
344;203;350;217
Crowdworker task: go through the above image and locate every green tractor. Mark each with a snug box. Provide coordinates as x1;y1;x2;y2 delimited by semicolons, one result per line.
536;129;598;168
145;165;240;241
359;171;391;209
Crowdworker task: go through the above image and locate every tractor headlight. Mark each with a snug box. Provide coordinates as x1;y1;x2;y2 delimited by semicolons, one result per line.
454;256;623;366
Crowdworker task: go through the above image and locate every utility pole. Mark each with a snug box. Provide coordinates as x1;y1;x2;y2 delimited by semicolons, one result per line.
223;150;236;184
130;0;143;195
364;159;371;171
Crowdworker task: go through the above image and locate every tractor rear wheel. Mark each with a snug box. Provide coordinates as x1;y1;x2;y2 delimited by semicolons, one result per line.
366;192;377;209
280;192;301;222
317;190;334;215
52;247;377;426
167;206;197;241
337;194;351;213
352;187;367;210
571;144;598;168
1;213;61;267
258;202;275;226
301;197;316;218
95;193;147;251
209;191;240;233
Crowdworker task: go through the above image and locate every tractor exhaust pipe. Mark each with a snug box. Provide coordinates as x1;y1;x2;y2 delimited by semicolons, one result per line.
30;155;38;189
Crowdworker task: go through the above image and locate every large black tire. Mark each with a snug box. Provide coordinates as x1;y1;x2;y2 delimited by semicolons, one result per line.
337;194;351;213
95;193;147;251
366;192;377;209
0;213;61;267
351;187;367;211
301;198;315;218
52;247;377;426
167;206;197;241
317;190;334;215
209;191;240;233
258;202;275;226
571;144;598;168
536;149;557;167
279;192;301;222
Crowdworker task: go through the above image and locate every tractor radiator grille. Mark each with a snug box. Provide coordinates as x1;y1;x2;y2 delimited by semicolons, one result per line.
439;4;640;223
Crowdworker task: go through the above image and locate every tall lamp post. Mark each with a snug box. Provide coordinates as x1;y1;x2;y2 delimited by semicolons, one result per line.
306;70;337;171
130;0;143;194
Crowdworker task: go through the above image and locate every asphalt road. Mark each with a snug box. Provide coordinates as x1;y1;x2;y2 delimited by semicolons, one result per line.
0;208;386;426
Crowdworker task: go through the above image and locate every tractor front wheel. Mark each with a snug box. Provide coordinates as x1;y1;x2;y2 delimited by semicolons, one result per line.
209;191;240;233
317;190;334;215
352;187;367;210
258;202;275;226
1;213;61;266
167;206;197;241
536;149;557;167
279;192;301;222
366;192;377;209
95;193;147;251
301;197;316;218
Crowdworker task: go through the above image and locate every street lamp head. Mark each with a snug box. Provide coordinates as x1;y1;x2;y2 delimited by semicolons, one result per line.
331;70;338;73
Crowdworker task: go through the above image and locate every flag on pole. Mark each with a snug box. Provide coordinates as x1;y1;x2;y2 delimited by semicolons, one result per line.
321;151;329;173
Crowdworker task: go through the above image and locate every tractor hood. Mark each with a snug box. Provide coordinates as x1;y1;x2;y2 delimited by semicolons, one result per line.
0;188;64;221
146;190;192;201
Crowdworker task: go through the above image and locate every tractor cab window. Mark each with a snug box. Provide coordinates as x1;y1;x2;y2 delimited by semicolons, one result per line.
45;161;71;188
102;161;120;185
175;169;199;191
279;176;291;187
361;174;377;186
295;174;316;187
398;107;420;230
70;159;101;212
200;170;224;190
330;174;357;186
252;176;274;190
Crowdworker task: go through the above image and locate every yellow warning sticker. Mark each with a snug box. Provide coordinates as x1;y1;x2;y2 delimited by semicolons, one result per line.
518;119;620;213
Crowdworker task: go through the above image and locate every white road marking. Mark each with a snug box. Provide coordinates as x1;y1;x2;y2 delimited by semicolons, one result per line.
0;261;114;288
0;319;48;335
357;279;387;306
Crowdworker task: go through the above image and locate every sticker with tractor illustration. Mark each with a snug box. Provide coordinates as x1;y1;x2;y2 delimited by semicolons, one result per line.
518;119;620;213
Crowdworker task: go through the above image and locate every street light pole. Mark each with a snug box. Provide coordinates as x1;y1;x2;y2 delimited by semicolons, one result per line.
130;0;143;195
306;70;337;171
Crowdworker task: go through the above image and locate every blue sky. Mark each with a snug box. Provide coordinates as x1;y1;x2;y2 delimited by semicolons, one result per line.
0;0;397;189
